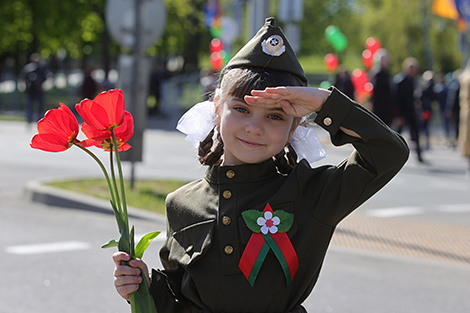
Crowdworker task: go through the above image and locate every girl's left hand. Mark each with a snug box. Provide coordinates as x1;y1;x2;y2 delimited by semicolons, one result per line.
244;87;331;117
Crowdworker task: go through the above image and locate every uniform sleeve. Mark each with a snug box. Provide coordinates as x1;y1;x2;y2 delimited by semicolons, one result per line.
297;87;409;225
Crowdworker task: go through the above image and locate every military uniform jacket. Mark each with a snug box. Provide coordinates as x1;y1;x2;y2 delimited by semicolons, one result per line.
149;88;410;313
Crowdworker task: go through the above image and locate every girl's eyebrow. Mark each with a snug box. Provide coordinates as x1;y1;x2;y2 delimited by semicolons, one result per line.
232;96;285;113
232;96;247;104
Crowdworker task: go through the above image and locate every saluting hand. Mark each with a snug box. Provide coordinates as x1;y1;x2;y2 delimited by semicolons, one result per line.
244;86;331;117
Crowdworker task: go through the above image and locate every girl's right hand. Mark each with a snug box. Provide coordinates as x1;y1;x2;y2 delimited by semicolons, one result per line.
112;252;150;301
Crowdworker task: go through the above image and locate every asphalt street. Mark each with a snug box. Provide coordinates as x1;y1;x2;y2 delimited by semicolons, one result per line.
1;117;470;313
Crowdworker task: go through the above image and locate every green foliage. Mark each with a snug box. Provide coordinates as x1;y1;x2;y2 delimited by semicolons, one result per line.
357;0;462;73
0;0;465;75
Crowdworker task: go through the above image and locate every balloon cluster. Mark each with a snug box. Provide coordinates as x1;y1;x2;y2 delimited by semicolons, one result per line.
210;38;229;71
351;68;373;102
361;37;382;70
323;25;347;73
323;26;382;103
353;37;381;102
204;0;228;71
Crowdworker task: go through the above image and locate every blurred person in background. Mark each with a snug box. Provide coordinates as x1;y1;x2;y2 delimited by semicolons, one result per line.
433;73;448;145
394;57;425;163
418;70;436;150
333;65;355;100
446;69;461;148
370;48;394;126
80;66;98;100
458;63;470;177
22;53;47;124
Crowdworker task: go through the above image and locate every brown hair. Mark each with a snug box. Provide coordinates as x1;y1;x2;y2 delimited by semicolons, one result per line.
198;67;307;174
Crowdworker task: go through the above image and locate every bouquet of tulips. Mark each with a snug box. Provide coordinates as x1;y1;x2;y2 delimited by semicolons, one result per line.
30;89;158;313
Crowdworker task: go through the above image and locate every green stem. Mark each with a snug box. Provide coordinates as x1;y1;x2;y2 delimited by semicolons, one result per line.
74;143;117;208
111;130;128;226
109;145;122;213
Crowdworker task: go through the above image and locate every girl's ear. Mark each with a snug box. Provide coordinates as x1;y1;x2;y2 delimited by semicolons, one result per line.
287;118;301;143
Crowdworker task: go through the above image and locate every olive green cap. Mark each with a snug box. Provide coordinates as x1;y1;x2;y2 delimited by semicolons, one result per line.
225;17;307;84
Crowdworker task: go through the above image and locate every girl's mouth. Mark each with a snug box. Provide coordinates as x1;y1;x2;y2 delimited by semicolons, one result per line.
239;138;264;148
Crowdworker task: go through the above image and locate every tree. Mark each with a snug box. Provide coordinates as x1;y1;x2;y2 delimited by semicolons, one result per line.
357;0;461;73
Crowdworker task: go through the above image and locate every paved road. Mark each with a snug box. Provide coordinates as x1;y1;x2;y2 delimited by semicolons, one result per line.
1;118;470;312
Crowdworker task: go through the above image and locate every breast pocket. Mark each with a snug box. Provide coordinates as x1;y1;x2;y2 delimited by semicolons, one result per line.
167;219;215;267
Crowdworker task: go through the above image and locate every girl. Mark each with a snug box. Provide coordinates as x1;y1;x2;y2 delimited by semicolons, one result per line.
113;18;409;313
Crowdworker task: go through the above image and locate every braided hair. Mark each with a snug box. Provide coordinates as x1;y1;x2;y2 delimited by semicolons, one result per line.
197;66;307;172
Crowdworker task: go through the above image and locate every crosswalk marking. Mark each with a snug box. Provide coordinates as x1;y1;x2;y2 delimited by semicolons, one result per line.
437;204;470;212
5;241;91;255
5;233;167;256
365;204;470;218
366;206;425;218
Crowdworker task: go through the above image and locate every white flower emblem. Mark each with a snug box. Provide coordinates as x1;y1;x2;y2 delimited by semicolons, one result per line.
261;35;286;56
257;211;281;234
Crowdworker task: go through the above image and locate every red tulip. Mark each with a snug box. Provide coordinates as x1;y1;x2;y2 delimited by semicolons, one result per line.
82;111;134;151
31;103;84;152
76;89;125;132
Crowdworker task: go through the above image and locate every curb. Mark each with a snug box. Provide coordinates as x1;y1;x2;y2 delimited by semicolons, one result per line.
24;180;167;224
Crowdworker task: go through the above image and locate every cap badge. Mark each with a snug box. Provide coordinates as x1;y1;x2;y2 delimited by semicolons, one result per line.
262;35;285;56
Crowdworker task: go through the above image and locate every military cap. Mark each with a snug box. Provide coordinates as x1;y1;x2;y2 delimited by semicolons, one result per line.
225;17;307;84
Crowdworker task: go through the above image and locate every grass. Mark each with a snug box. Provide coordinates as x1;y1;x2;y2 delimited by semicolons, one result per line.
0;113;25;121
48;179;187;215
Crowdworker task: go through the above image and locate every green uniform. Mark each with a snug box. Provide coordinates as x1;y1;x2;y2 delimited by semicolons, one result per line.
149;88;409;313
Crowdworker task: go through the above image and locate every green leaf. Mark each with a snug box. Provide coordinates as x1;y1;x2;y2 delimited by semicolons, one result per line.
273;210;294;233
129;275;158;313
130;226;135;258
110;200;126;233
135;231;161;259
101;239;118;249
118;227;130;254
241;210;264;232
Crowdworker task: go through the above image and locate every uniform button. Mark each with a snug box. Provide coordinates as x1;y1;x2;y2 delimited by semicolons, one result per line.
226;170;235;179
323;117;332;126
222;216;231;225
224;245;234;255
223;190;232;199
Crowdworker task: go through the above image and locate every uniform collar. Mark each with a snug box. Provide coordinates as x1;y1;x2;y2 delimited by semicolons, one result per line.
205;159;279;184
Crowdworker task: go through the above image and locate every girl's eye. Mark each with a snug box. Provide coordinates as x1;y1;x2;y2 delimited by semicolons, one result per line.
235;107;249;114
268;114;283;121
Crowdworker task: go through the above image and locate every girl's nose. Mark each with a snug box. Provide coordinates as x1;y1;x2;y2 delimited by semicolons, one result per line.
245;116;264;135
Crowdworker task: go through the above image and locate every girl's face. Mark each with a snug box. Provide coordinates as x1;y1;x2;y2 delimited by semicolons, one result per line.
216;95;299;166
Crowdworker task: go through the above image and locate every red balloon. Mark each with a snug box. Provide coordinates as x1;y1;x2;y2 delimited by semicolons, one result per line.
365;37;381;56
362;49;373;70
324;53;339;72
210;38;224;53
352;69;369;92
210;52;224;71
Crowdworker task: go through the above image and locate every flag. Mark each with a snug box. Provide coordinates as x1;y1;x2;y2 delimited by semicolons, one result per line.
432;0;459;19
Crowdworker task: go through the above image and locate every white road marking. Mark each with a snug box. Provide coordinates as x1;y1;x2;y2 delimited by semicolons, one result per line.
5;241;91;255
437;204;470;212
429;181;468;191
365;206;426;218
